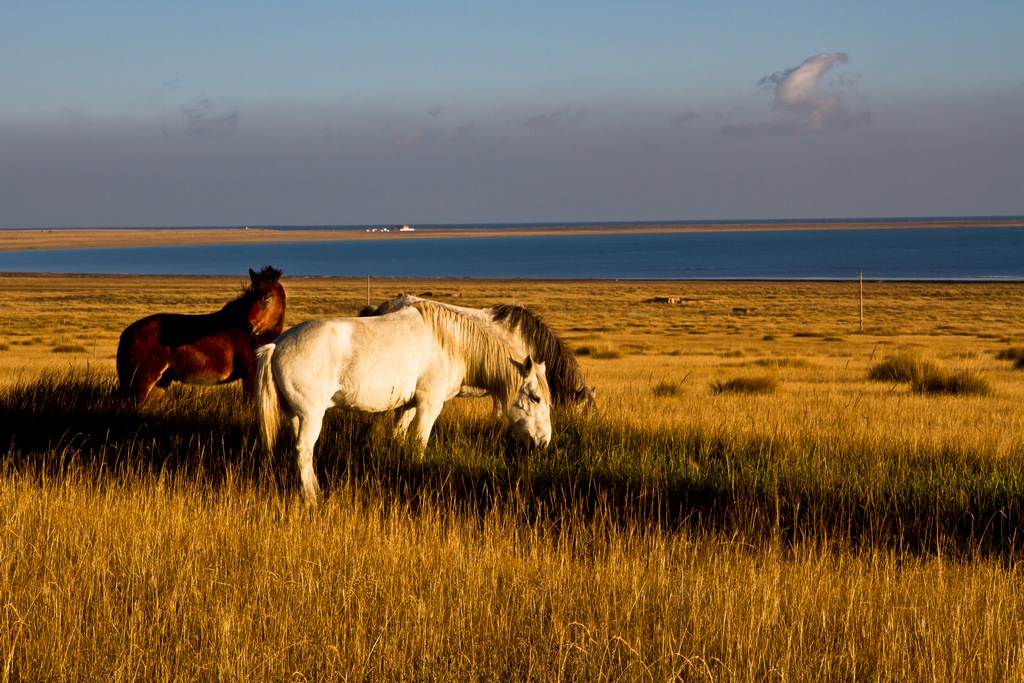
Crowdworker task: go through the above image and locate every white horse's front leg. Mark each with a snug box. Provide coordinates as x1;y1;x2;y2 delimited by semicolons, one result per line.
394;405;417;440
458;386;502;419
410;398;445;456
490;394;504;419
293;412;324;504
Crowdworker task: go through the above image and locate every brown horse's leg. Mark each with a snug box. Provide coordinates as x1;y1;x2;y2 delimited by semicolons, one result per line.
144;377;170;404
117;317;172;405
239;352;258;400
130;360;170;405
118;348;171;405
241;376;256;400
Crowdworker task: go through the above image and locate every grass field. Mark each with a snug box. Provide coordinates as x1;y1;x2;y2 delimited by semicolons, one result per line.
3;272;1024;681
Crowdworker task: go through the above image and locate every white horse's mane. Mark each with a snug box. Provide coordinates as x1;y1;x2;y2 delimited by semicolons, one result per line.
412;301;550;405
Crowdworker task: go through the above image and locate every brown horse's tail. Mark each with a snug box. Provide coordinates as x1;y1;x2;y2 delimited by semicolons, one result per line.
115;323;143;398
115;329;132;396
256;343;284;453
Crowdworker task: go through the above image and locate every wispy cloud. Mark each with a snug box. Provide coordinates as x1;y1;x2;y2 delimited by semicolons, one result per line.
180;97;238;139
395;126;439;149
724;52;867;136
525;107;588;130
720;121;803;137
671;111;697;126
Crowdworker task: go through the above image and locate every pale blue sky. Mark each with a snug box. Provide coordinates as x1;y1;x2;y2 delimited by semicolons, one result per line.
2;1;1022;228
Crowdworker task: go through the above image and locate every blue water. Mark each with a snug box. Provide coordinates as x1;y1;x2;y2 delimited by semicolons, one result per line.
2;226;1023;280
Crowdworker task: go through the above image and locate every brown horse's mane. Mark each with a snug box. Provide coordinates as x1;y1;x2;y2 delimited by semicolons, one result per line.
359;293;414;317
238;265;283;299
220;265;285;329
488;303;589;407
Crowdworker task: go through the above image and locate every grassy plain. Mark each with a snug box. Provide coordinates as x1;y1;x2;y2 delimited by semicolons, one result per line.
3;272;1024;680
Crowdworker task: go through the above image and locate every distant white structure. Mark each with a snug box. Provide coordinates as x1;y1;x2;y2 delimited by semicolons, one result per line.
365;224;415;233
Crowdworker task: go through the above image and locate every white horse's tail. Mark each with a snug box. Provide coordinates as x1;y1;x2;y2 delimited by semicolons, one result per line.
256;343;284;453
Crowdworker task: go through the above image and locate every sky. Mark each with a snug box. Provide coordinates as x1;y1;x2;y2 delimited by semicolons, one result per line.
1;2;1022;229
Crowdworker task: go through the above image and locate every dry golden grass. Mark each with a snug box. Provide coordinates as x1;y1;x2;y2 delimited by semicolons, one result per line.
3;273;1024;680
7;468;1023;681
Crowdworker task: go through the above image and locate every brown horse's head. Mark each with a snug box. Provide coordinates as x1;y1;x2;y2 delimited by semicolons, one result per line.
243;266;286;343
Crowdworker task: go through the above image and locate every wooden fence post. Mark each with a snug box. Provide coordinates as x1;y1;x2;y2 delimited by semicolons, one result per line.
859;270;864;332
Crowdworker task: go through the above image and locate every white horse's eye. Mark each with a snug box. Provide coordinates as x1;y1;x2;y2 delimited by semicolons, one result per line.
528;393;540;404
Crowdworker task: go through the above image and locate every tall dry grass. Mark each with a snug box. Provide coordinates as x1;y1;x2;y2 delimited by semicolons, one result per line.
7;466;1023;681
3;274;1024;680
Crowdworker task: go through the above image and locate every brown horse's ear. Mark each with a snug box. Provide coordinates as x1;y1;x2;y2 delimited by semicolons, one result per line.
260;266;282;284
249;268;258;282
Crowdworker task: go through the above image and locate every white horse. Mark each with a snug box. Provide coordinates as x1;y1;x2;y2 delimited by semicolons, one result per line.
256;301;552;503
361;294;597;412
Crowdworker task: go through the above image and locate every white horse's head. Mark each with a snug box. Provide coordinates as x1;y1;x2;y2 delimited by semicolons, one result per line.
507;355;552;449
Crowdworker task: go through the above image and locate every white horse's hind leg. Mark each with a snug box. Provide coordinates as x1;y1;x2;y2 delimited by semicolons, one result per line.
293;411;325;504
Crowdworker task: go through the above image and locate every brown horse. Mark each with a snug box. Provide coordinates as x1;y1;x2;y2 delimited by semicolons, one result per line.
116;266;286;405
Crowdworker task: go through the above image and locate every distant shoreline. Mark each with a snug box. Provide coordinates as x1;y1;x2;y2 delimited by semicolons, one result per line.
2;218;1021;252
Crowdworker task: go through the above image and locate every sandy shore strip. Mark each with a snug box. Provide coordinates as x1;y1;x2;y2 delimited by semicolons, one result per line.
1;218;1019;252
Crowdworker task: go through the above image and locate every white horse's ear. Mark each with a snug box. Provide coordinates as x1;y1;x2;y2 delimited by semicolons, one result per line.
523;355;535;375
511;355;533;377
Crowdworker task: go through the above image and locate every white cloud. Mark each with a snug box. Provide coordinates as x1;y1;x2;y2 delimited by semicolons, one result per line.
773;52;848;127
727;52;867;135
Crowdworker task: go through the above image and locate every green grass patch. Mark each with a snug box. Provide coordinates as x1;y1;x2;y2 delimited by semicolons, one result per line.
912;368;991;396
575;344;622;360
995;346;1024;368
869;354;990;396
711;376;778;395
754;357;814;370
652;380;685;397
868;353;938;384
51;344;88;354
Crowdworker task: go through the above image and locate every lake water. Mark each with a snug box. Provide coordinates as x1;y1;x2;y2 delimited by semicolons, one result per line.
2;225;1023;280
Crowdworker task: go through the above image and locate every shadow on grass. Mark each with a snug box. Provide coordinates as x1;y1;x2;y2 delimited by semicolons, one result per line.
3;370;1023;558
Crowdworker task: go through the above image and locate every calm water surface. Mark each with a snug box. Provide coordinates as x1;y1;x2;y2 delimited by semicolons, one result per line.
2;226;1023;280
